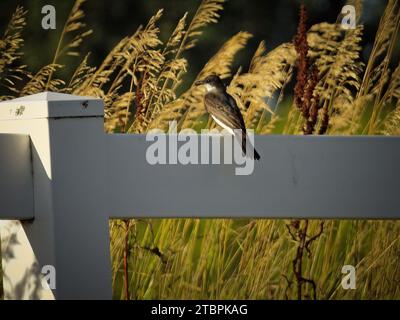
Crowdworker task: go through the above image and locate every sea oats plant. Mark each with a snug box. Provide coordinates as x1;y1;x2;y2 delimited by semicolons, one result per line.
1;0;400;300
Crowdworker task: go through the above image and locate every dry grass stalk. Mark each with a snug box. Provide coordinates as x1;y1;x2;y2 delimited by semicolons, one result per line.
46;0;92;90
0;6;28;100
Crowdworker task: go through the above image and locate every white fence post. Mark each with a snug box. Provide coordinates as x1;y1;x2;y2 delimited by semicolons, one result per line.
0;92;111;299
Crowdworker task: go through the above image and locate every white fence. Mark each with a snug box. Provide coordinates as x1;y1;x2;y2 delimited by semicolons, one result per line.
0;92;399;299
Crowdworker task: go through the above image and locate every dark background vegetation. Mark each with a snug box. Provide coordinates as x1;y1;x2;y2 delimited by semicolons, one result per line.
0;0;392;93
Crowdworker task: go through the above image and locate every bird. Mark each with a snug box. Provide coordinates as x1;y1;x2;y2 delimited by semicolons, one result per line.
195;74;260;160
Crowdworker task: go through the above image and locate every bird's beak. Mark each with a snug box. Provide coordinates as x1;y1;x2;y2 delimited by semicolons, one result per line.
195;79;205;86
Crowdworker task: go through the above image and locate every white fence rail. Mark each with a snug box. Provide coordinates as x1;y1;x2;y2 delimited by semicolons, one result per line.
0;92;400;299
0;134;33;220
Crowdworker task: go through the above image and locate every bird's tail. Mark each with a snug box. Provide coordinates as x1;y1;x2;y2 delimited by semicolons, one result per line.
236;131;260;161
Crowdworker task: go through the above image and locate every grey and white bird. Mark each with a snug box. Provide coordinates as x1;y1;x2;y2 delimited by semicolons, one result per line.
195;75;260;160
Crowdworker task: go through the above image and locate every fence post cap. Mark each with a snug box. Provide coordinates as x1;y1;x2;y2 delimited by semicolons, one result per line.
0;91;103;120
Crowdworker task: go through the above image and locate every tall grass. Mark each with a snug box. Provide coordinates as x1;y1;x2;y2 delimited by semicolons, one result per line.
110;219;400;299
1;0;400;300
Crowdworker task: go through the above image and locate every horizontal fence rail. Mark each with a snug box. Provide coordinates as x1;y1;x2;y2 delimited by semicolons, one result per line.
0;134;33;220
106;134;400;219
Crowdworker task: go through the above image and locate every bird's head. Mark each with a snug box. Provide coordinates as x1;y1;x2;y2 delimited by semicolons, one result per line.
195;75;225;92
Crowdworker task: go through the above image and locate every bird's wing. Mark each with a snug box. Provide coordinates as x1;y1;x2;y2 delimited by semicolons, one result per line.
228;94;246;130
205;92;246;132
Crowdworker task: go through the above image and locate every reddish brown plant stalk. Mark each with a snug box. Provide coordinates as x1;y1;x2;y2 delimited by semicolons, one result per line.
293;4;324;135
286;4;326;301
